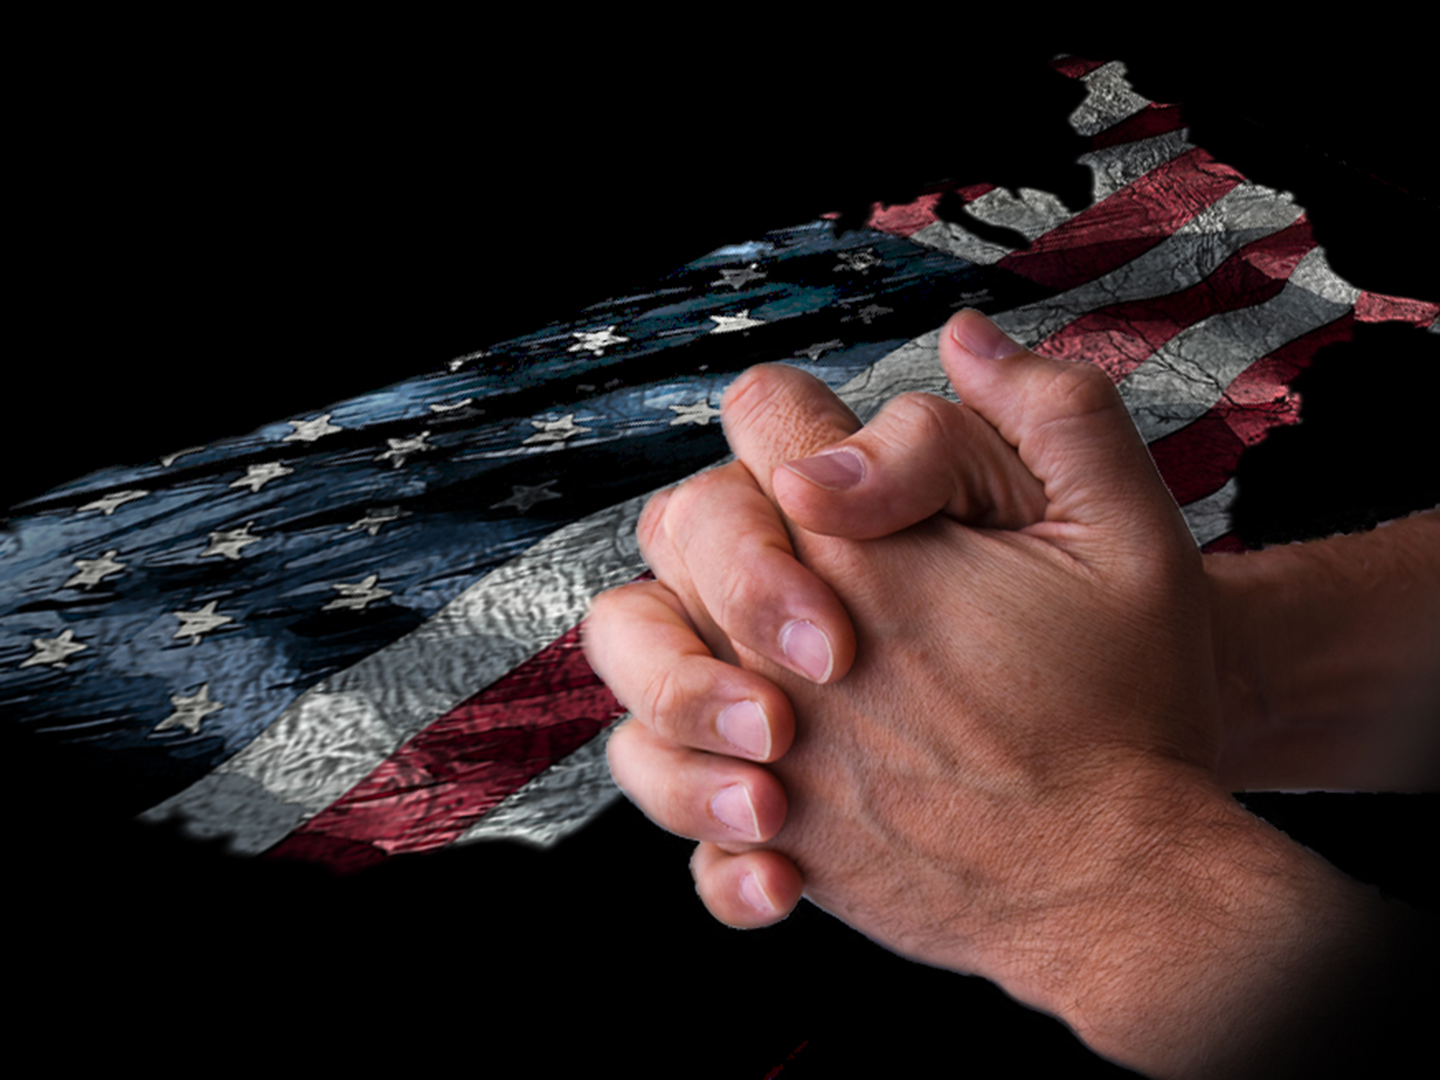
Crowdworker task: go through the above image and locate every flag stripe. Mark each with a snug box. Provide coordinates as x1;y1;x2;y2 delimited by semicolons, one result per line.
1063;59;1156;136
1088;101;1188;151
1354;291;1440;327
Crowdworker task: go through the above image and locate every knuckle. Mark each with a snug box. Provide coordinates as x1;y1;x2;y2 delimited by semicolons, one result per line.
721;365;785;428
636;487;675;554
660;471;721;537
638;664;688;742
583;581;641;631
711;560;767;638
884;392;960;449
1039;360;1119;419
603;718;640;788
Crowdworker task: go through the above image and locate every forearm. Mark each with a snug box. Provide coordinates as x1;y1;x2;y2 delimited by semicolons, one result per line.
1039;782;1432;1078
1206;508;1440;791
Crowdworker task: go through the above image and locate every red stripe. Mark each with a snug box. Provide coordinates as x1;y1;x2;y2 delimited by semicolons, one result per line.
1354;291;1440;326
1051;56;1107;79
1037;216;1317;381
1088;102;1188;150
863;183;997;238
1147;314;1356;506
265;624;628;872
1201;532;1250;554
998;147;1244;291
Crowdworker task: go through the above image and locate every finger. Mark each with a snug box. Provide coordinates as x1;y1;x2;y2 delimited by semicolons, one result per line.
690;841;804;928
639;463;856;685
719;363;866;507
772;390;1048;538
605;715;787;844
939;308;1196;563
583;579;795;761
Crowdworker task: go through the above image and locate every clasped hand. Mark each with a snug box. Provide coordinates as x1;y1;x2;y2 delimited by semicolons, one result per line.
585;311;1242;1023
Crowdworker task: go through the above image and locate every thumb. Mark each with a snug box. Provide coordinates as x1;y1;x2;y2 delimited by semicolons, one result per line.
939;309;1194;564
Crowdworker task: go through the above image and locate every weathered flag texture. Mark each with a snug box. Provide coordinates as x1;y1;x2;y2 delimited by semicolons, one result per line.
3;56;1436;872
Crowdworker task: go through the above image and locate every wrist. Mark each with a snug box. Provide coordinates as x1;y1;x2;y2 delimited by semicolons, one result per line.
1034;777;1403;1077
1204;511;1440;792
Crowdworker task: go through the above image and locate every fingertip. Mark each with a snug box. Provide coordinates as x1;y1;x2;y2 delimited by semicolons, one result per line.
946;307;1025;361
781;447;866;492
691;844;804;928
778;616;855;686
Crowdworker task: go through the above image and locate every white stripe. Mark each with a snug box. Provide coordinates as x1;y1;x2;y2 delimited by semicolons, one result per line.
1077;126;1193;203
457;731;622;847
904;185;1073;266
963;185;1076;243
1181;478;1240;548
1068;60;1152;136
1120;246;1360;443
906;218;1014;265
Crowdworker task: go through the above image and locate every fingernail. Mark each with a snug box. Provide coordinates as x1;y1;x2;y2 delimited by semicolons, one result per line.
718;700;771;760
781;619;834;683
782;448;865;491
951;309;1020;359
711;783;761;840
740;871;775;916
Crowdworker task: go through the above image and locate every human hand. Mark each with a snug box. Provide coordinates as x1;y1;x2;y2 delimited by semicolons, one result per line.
585;311;1404;1076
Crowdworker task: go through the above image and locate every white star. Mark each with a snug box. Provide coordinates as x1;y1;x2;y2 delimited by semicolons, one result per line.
172;600;233;645
79;490;148;515
375;431;433;468
523;415;592;445
430;397;476;413
667;401;722;426
834;247;882;273
323;573;393;612
230;462;293;493
709;310;764;334
798;339;844;360
19;629;87;669
160;446;205;467
284;414;342;442
347;506;411;537
448;349;489;372
569;326;629;356
154;683;224;735
64;550;126;589
492;481;561;513
713;264;767;290
201;522;260;561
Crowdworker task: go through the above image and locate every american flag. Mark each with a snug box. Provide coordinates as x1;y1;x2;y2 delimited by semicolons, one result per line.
3;55;1436;879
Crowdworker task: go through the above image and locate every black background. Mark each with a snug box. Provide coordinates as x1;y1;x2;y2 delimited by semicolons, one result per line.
8;26;1436;1077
